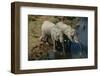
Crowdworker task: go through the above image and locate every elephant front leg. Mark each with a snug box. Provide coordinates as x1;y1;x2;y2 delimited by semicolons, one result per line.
53;40;56;52
62;42;66;56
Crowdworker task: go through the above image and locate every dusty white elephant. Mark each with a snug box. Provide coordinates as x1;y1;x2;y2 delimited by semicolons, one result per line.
40;21;64;52
56;21;79;43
